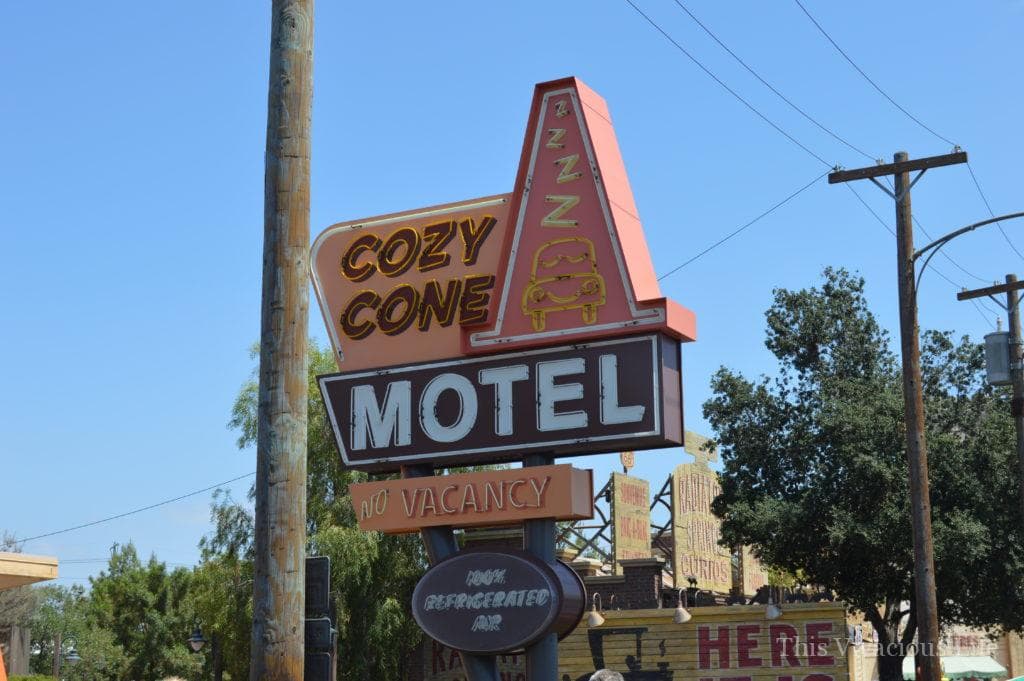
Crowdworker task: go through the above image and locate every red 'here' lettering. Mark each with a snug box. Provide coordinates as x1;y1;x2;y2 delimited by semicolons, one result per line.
699;625;732;669
771;624;802;667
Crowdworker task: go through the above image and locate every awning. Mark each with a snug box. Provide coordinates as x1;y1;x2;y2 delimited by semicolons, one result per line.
0;551;58;590
903;656;1008;680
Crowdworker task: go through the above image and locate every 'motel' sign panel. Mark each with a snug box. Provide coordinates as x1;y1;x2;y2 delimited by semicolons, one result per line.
311;77;697;471
319;334;681;471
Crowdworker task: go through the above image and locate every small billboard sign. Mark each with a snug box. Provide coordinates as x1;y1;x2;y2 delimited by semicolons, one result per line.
611;473;651;573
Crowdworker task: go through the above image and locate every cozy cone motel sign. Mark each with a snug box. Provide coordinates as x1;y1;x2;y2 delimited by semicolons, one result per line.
313;78;696;471
311;77;697;658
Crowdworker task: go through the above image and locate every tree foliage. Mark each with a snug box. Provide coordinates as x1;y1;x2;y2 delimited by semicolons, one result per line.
228;340;426;680
191;489;254;681
87;543;201;681
29;582;129;680
704;268;1024;681
29;544;207;681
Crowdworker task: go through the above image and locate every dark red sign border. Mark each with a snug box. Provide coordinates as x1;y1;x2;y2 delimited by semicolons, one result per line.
317;333;682;472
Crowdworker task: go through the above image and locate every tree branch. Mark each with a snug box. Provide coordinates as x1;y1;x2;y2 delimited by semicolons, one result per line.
865;605;890;646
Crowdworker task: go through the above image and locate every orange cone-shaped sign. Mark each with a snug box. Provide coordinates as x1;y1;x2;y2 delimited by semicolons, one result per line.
466;77;695;353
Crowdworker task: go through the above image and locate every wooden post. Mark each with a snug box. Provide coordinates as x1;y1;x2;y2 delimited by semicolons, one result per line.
1006;275;1024;523
250;2;313;681
213;632;223;681
893;151;941;681
52;631;61;679
829;151;969;681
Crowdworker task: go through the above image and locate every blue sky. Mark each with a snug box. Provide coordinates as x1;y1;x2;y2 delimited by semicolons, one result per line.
2;1;1021;586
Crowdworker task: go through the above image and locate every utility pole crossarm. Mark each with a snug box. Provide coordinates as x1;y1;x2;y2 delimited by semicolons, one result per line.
828;151;967;184
958;280;1024;302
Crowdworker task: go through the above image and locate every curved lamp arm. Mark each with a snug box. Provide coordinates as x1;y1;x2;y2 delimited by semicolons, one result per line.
913;212;1024;294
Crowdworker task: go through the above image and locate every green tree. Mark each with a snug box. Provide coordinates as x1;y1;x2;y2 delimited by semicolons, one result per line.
703;268;1024;681
28;584;127;680
87;543;201;681
191;489;254;681
229;341;425;680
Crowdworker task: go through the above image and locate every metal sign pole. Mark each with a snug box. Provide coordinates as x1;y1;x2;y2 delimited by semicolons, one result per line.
523;453;558;681
403;465;500;681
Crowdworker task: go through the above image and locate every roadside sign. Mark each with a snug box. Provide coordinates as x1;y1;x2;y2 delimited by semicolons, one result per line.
672;434;732;593
319;334;682;471
611;473;651;573
311;195;511;373
311;78;696;378
350;465;593;533
311;76;698;676
411;549;585;655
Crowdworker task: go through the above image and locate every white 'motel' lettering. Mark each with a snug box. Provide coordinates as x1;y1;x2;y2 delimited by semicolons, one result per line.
599;354;646;424
477;364;529;436
419;373;478;442
350;381;411;449
536;358;587;432
348;354;644;450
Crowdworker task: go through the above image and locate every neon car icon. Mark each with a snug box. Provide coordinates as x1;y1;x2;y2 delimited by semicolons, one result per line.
521;237;606;332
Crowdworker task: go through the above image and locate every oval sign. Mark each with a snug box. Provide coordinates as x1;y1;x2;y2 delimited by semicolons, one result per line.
412;549;583;654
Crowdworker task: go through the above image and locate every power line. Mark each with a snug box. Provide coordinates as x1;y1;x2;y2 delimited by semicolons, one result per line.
624;0;1005;318
658;169;829;280
667;0;991;288
670;0;876;162
975;297;1003;321
625;1;978;296
17;472;256;545
965;161;1024;261
790;1;1015;274
623;0;833;168
62;558;195;567
844;183;997;329
792;0;956;147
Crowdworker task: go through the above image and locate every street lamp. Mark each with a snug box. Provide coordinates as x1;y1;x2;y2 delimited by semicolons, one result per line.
765;598;783;620
913;212;1024;293
63;643;82;665
673;589;692;624
828;150;1010;681
915;211;1024;525
188;625;208;653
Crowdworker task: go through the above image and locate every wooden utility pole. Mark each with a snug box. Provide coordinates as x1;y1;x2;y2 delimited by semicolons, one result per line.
892;153;941;681
829;150;968;681
958;275;1024;522
251;2;313;681
1006;275;1024;524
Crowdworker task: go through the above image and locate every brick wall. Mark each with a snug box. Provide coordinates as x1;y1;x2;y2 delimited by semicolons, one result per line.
582;557;664;611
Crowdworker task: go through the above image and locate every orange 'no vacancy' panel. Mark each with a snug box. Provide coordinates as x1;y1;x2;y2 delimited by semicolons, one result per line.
349;465;593;534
